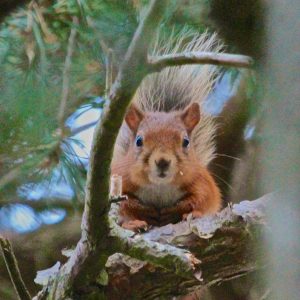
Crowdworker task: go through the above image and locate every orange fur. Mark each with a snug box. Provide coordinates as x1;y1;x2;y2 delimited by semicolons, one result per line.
111;30;224;231
111;104;221;231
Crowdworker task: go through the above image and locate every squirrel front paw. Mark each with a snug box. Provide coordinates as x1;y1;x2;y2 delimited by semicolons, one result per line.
122;220;148;232
182;210;203;220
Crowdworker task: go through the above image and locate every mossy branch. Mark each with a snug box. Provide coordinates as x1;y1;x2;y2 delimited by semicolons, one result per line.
104;195;270;299
35;196;269;299
109;203;200;278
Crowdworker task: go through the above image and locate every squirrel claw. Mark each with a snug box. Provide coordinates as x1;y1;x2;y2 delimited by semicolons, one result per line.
182;211;203;221
122;220;148;232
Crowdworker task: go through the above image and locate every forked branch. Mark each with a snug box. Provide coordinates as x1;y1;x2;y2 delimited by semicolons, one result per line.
20;0;256;298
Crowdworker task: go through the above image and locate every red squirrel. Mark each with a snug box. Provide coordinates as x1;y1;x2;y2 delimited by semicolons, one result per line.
111;31;222;231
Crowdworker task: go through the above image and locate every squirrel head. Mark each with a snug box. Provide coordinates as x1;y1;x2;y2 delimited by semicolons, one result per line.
125;103;200;186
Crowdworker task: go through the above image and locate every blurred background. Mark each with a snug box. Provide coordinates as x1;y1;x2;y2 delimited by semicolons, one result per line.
0;1;299;299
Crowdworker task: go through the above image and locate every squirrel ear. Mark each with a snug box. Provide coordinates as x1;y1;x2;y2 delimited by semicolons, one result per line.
180;103;200;133
125;104;144;132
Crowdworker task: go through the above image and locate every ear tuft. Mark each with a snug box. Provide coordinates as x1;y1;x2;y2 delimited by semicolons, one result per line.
125;104;144;132
180;103;200;133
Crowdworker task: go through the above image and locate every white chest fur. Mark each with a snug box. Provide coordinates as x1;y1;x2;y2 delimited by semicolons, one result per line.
135;184;185;208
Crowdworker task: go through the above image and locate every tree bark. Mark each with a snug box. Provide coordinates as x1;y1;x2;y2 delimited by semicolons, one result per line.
103;195;268;299
33;195;268;299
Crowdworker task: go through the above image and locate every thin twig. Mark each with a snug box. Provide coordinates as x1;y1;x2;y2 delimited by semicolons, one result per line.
0;236;31;300
57;16;79;127
0;167;22;191
87;16;115;97
260;289;271;300
86;16;111;54
148;51;254;71
32;1;56;43
0;140;60;191
70;120;98;136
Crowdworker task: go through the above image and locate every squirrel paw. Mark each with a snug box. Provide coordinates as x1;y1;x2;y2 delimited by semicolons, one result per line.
122;220;148;232
182;210;203;220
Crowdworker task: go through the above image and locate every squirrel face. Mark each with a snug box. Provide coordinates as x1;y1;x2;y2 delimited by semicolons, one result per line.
125;103;200;186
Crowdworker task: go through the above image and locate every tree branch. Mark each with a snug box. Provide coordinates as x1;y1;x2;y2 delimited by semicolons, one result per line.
34;196;269;299
103;196;270;299
82;0;168;246
148;51;254;71
108;203;200;278
37;1;169;298
0;236;31;300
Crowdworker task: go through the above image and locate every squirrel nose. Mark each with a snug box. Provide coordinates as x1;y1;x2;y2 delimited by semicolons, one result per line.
155;158;171;172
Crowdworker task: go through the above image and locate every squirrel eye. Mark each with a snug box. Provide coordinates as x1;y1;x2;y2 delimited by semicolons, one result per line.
135;135;143;147
182;137;190;148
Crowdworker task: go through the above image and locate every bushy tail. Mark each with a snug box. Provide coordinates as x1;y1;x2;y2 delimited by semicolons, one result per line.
115;29;223;167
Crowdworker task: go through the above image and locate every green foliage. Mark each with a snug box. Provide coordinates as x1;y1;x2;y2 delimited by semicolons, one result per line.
0;0;222;205
0;1;108;199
